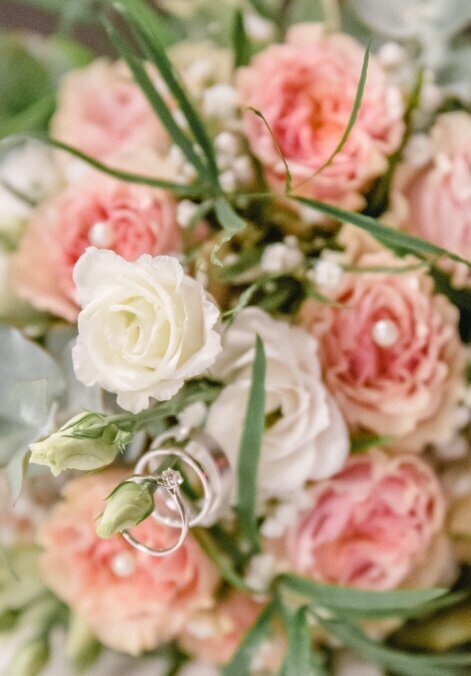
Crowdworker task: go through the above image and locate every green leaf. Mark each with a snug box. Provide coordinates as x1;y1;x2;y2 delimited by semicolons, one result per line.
237;335;266;553
212;197;248;266
280;574;450;618
112;0;220;188
295;43;370;186
292;196;471;270
223;598;277;676
280;606;323;676
0;134;204;197
0;96;55;139
247;107;292;193
313;615;471;676
103;18;208;178
232;8;251;68
0;325;65;496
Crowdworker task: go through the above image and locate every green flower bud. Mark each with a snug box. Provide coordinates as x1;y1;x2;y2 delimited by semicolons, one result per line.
96;479;157;539
29;413;133;476
8;637;49;676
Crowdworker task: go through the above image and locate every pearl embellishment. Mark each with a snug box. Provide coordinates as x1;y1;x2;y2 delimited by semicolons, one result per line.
89;222;115;248
111;551;136;577
372;319;399;348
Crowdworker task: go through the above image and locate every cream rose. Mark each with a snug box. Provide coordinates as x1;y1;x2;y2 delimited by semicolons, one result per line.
205;308;349;504
72;248;221;413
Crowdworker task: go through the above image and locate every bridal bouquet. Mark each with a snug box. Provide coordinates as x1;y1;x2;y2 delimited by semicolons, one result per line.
1;1;471;674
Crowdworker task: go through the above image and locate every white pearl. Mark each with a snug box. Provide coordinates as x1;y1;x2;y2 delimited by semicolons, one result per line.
111;551;136;577
372;319;399;348
89;222;115;248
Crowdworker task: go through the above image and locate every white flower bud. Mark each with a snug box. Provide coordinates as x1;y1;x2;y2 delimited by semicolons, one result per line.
244;14;275;42
215;131;242;157
233;156;254;185
202;84;238;119
261;242;303;273
219;169;238;192
177;199;200;228
377;42;407;70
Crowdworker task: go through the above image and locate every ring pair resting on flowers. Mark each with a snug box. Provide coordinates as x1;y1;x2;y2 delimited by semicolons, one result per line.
122;426;232;557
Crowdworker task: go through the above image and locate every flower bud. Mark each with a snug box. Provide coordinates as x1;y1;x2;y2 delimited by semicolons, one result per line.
96;478;157;539
29;413;133;476
8;637;49;676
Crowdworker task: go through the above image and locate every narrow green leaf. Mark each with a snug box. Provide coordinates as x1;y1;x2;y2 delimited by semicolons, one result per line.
223;598;277;676
313;615;471;676
232;9;251;68
281;606;320;676
280;574;449;617
294;43;370;188
0;134;205;197
292;196;471;270
247;107;292;193
237;336;266;552
212;197;247;266
103;18;208;178
223;280;261;319
112;0;220;188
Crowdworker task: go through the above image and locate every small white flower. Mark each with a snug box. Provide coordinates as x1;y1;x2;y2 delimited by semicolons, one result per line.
219;169;238;192
202;84;238;119
377;41;407;70
233;155;254;185
434;434;469;462
72;248;221;413
178;401;208;429
261;242;303;273
298;204;326;225
244;14;275;42
307;254;343;295
177;199;199;228
215;131;242;158
245;553;277;593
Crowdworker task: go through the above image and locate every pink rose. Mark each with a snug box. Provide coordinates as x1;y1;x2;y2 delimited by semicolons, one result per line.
179;592;262;665
390;112;471;287
51;59;168;161
284;452;446;590
236;23;404;211
300;247;465;450
38;470;218;656
13;173;181;322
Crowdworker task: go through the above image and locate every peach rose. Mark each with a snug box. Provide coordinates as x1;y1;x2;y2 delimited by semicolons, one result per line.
13;172;181;322
51;58;168;161
179;592;262;665
38;470;218;656
283;452;446;590
236;23;404;211
390;112;471;287
300;247;465;450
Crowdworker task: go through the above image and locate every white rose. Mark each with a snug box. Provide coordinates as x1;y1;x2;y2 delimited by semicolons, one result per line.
205;308;349;504
72;248;221;413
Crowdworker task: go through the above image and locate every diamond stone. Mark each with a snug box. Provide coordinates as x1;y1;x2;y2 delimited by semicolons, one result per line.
159;468;184;490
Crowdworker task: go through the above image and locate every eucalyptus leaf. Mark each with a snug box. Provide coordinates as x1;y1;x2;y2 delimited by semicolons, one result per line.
0;325;64;494
237;335;266;552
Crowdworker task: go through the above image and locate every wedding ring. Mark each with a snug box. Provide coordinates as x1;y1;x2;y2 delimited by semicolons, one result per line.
121;472;189;557
135;426;232;529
